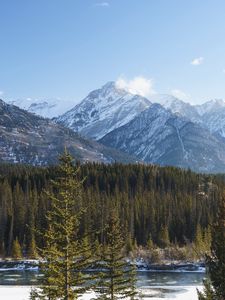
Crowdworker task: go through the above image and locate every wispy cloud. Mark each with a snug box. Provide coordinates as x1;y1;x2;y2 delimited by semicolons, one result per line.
0;90;4;97
116;76;156;97
94;2;110;7
171;89;190;101
191;57;204;66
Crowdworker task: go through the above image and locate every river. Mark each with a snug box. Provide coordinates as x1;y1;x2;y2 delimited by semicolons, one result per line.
0;268;205;299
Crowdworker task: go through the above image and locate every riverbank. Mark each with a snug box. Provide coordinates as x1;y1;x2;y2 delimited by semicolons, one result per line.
0;259;205;273
0;285;204;300
135;257;205;272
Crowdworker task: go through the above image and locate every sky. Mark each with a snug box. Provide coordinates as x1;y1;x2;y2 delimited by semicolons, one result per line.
0;0;225;105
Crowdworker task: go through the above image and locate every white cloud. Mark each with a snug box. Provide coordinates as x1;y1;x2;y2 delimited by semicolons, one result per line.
116;76;155;97
94;2;110;7
0;90;4;97
191;57;204;66
171;89;190;101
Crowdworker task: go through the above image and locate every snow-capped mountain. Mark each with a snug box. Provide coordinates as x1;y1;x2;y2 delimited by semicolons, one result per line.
3;81;225;172
0;99;137;165
150;96;225;139
56;82;151;140
54;82;225;172
149;94;201;123
7;98;74;118
100;103;225;173
196;99;225;138
195;99;225;116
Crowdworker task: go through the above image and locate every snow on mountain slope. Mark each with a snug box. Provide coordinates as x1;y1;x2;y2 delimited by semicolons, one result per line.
100;103;225;173
8;86;225;143
0;99;138;165
3;78;225;173
149;94;201;123
149;96;225;139
196;99;225;138
195;99;225;116
7;98;74;118
56;82;151;140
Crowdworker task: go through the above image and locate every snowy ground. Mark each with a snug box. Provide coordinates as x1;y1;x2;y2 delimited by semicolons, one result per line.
0;286;203;300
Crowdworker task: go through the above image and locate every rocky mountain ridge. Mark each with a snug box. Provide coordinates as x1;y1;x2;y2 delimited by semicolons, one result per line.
57;82;151;140
2;82;225;173
56;82;225;141
100;103;225;173
55;82;225;172
0;99;137;165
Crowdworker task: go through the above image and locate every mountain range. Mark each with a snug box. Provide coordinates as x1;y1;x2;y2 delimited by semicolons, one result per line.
2;82;225;173
150;94;225;139
100;103;225;173
0;99;137;165
8;98;74;118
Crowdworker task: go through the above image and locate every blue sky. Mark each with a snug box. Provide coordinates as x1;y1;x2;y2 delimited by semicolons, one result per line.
0;0;225;104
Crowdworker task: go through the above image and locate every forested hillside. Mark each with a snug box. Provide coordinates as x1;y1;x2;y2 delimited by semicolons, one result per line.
0;162;224;257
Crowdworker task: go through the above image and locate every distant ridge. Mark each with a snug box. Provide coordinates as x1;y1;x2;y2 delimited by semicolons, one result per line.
0;99;138;165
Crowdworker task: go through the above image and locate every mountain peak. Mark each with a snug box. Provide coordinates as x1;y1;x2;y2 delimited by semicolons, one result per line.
100;100;225;173
203;98;225;108
57;82;151;140
147;94;201;123
196;98;225;116
101;81;116;90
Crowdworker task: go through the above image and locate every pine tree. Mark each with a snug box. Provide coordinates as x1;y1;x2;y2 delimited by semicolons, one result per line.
158;226;170;248
12;238;22;259
198;279;215;300
27;236;38;259
198;195;225;300
195;224;205;255
203;227;212;254
147;234;154;250
31;151;94;300
97;209;138;300
126;233;134;254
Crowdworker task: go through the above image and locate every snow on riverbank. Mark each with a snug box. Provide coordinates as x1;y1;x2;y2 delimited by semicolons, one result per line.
0;260;39;272
0;286;203;300
0;259;205;273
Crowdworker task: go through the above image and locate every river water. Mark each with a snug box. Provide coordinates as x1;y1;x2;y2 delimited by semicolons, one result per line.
0;269;205;299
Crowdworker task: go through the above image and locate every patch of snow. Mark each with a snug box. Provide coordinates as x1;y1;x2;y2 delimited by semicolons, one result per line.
0;286;203;300
195;99;225;116
6;98;75;118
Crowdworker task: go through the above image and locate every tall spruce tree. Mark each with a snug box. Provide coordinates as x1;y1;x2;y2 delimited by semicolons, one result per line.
31;151;94;300
27;236;38;259
11;237;22;259
198;194;225;300
97;209;138;300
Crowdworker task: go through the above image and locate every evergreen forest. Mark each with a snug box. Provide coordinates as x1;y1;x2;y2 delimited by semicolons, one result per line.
0;161;224;258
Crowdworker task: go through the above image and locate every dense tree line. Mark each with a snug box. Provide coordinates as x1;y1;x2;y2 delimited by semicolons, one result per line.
0;161;223;257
